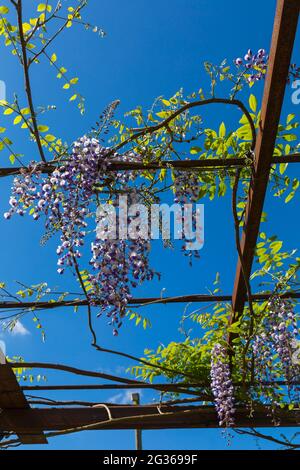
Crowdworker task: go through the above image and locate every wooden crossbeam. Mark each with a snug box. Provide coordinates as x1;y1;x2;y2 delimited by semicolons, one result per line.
231;0;300;320
0;348;47;444
0;406;299;432
0;154;299;178
0;291;300;313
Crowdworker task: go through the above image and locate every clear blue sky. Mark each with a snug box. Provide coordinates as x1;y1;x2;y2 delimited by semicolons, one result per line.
0;0;300;449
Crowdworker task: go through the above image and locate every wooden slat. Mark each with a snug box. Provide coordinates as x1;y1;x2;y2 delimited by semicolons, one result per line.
0;154;299;179
0;405;299;432
231;0;300;319
1;290;300;313
0;348;47;444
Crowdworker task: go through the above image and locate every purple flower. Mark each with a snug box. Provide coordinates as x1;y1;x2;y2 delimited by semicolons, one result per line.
253;296;299;385
4;136;155;334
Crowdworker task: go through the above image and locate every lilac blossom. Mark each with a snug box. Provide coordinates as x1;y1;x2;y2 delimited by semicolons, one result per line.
173;171;201;263
253;296;300;384
234;48;300;84
234;48;268;82
210;343;235;427
4;136;154;331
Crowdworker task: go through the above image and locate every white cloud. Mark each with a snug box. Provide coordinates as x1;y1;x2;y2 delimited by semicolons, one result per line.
10;321;30;336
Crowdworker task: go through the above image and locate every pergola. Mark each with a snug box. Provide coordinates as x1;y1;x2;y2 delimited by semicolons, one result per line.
0;0;299;446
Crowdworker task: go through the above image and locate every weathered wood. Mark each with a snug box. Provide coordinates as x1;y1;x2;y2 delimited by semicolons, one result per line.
0;348;47;444
231;0;300;320
0;406;299;432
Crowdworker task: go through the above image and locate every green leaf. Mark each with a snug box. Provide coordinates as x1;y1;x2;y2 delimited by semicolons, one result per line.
13;115;22;125
3;108;14;115
190;146;201;155
37;3;49;12
279;163;288;175
0;126;5;133
45;134;56;142
219;122;226;138
270;241;283;254
0;6;9;14
37;125;49;132
286;113;295;124
9;154;15;165
282;133;297;142
235;124;252;140
227;324;241;334
20;107;30;115
159;168;166;181
22;23;31;34
285;191;295;203
50;53;57;63
156;111;171;119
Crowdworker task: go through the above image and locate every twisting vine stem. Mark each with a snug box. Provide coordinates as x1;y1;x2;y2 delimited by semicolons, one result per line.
15;0;47;163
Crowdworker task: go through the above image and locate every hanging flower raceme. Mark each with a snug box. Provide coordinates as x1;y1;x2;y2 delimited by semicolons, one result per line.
4;136;155;331
173;171;200;204
88;189;155;331
210;343;235;427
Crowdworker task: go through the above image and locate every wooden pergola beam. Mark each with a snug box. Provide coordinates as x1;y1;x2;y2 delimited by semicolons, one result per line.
0;348;47;444
0;405;299;432
0;154;299;178
231;0;300;318
0;291;299;313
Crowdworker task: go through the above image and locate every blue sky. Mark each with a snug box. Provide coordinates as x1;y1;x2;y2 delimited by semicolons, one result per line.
0;0;300;450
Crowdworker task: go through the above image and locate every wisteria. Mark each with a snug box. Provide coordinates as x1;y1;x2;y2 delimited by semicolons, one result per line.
173;171;201;263
210;343;235;427
4;136;155;330
253;296;300;385
89;190;155;332
234;48;300;84
234;48;268;82
4;135;208;330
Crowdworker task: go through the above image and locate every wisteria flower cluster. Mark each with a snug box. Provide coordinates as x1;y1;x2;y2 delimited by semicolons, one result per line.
234;48;300;85
289;63;300;84
89;190;155;333
173;171;200;204
253;296;300;384
210;343;235;427
4;136;154;331
234;48;268;83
